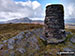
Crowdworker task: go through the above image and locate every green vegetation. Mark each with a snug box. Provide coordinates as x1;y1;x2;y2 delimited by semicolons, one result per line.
0;23;43;41
64;34;73;42
0;23;75;56
65;28;75;34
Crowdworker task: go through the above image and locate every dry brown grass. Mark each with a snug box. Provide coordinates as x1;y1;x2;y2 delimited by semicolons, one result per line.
0;23;43;41
65;28;75;34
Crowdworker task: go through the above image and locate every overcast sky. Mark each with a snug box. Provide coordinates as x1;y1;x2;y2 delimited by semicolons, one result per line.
0;0;75;21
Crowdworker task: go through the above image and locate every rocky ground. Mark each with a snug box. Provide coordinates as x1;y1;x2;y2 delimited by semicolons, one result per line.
0;28;75;56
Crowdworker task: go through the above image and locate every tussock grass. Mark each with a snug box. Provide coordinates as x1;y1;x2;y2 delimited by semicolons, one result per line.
0;23;43;41
65;28;75;34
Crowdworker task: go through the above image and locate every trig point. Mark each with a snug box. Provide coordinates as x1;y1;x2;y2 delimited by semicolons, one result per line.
44;4;66;44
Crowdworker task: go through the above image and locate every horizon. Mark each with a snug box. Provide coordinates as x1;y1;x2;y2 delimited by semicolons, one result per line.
0;0;75;23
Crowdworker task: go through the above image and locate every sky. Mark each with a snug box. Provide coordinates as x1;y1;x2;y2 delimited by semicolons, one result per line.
0;0;75;21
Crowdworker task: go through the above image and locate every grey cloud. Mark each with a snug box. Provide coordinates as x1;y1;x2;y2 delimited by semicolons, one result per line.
61;0;75;19
0;0;44;21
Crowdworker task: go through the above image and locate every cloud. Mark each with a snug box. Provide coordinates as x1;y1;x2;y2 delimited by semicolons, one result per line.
32;1;41;9
60;0;75;19
0;0;44;21
45;0;75;19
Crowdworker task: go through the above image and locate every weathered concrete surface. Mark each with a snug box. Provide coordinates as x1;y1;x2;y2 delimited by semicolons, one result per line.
44;4;66;43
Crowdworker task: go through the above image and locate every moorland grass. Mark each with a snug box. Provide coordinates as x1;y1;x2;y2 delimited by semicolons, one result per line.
0;23;43;41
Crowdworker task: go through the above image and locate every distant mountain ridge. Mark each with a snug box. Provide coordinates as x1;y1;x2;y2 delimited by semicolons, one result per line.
65;18;75;23
6;17;32;23
0;17;75;24
0;17;44;24
0;21;6;24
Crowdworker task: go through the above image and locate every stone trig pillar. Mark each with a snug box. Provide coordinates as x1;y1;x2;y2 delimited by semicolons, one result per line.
44;4;65;43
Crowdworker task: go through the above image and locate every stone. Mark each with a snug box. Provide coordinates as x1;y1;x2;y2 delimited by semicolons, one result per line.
8;44;14;49
63;48;72;52
70;35;75;43
0;44;3;49
7;39;15;49
13;32;25;40
40;36;47;41
8;39;15;44
16;48;26;54
2;50;9;55
10;51;15;56
3;40;7;43
44;4;65;43
65;31;72;36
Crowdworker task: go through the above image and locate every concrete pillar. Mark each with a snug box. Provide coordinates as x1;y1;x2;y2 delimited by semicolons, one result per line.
44;4;65;43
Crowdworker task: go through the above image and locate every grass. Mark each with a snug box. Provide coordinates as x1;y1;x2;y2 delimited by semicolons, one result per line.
0;23;75;56
64;34;73;42
65;28;75;34
0;23;75;42
0;23;43;41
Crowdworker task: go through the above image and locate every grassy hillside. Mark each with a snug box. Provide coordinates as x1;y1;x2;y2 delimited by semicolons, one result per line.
0;23;75;56
0;23;75;42
0;23;43;41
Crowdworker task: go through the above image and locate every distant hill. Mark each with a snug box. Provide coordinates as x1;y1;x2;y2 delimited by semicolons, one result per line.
6;17;32;23
0;21;5;24
0;17;44;24
32;20;44;24
65;18;75;24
